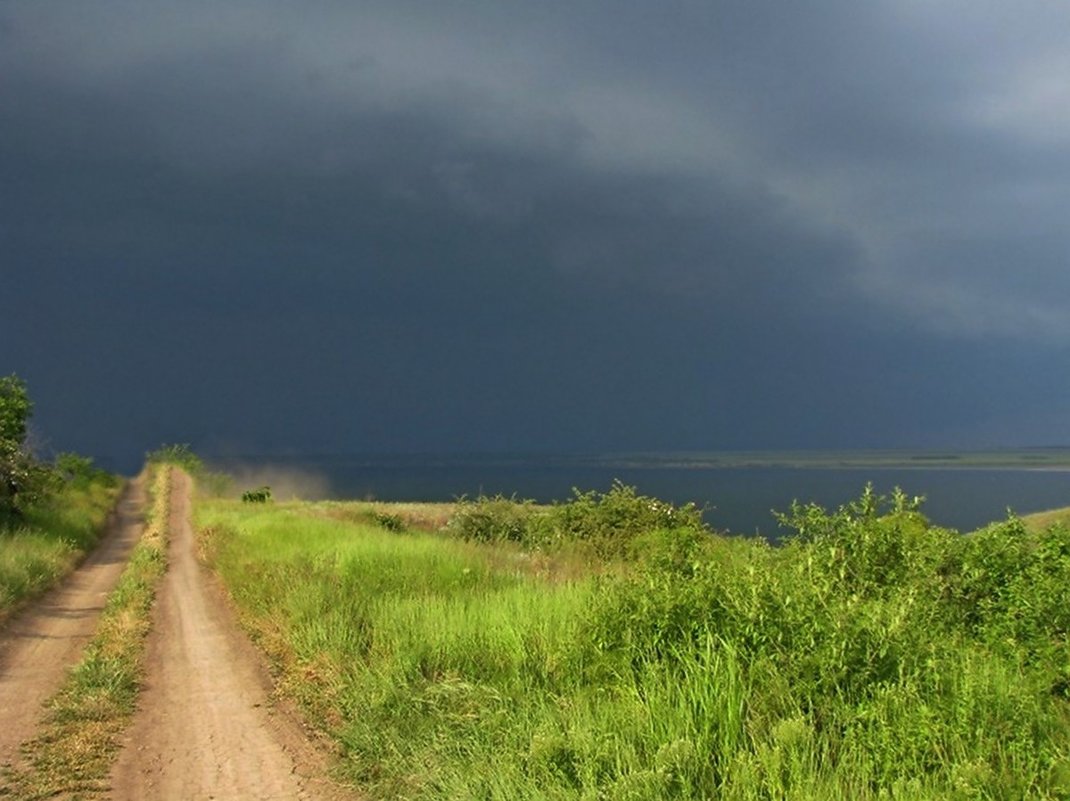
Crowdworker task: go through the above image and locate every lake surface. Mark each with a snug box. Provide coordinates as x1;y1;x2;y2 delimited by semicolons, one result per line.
215;454;1070;538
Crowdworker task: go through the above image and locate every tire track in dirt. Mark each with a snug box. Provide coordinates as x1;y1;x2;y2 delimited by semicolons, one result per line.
108;470;355;800
0;479;145;768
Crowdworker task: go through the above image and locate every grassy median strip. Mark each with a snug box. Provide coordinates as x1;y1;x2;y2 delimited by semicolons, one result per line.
1;466;170;800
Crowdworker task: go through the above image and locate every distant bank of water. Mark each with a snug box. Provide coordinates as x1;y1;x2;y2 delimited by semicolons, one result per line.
213;454;1070;537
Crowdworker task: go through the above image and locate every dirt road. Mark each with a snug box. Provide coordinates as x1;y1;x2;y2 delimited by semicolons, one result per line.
108;470;350;800
0;479;145;768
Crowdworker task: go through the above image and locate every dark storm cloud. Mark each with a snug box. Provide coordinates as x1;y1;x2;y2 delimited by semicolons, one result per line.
3;1;1069;466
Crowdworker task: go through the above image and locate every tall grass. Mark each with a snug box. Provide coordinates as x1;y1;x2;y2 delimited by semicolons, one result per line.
198;489;1070;800
0;477;120;620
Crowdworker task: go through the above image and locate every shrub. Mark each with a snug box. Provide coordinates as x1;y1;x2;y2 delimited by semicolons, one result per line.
1;374;54;523
446;483;709;559
374;511;407;532
54;452;117;490
448;495;538;544
241;486;273;504
145;443;204;474
949;516;1070;661
543;481;707;558
773;483;950;599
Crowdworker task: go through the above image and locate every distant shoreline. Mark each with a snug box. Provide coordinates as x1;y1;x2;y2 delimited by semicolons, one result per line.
590;462;1070;472
573;448;1070;472
582;457;1070;472
205;449;1070;535
211;449;1070;473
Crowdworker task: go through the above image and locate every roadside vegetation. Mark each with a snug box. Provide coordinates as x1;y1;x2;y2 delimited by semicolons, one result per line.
0;375;120;621
196;482;1070;800
2;465;171;798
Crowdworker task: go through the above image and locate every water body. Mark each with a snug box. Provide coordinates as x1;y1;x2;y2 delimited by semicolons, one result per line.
217;454;1070;538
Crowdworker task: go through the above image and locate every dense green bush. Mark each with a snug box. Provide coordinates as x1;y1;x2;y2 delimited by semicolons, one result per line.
545;481;707;558
448;481;708;558
54;452;118;491
1;374;56;524
1;378;116;526
374;511;407;532
448;494;539;544
581;486;1070;797
774;484;947;597
950;516;1070;662
241;486;273;503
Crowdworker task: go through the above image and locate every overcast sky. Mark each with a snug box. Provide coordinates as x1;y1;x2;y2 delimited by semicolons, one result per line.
3;1;1069;470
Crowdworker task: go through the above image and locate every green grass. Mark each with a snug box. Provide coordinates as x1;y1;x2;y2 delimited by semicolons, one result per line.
2;467;170;799
0;479;120;622
197;489;1070;800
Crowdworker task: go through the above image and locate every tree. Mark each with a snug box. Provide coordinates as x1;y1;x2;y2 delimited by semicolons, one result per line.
0;373;31;446
0;374;44;521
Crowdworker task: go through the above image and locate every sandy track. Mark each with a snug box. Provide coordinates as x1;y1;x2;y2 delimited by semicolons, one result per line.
0;478;145;767
108;471;353;801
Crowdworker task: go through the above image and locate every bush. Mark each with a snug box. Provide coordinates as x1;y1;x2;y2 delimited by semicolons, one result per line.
447;482;708;559
374;511;407;532
54;452;117;490
773;483;952;600
544;481;707;558
948;516;1070;661
587;486;1070;757
448;495;538;544
1;374;53;524
145;443;204;474
241;486;273;504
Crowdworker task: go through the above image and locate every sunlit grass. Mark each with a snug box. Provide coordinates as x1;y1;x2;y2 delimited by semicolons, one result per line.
197;493;1070;800
308;499;457;531
1022;504;1070;532
0;479;120;620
